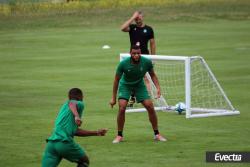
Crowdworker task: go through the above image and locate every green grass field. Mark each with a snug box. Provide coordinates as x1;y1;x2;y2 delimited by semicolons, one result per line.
0;2;250;167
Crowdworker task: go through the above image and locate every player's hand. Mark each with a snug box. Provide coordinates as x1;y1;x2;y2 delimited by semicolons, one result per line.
75;116;82;127
109;98;116;108
97;128;108;136
132;11;140;20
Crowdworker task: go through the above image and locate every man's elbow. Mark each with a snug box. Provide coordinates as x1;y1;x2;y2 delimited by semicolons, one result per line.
121;27;129;32
150;42;156;48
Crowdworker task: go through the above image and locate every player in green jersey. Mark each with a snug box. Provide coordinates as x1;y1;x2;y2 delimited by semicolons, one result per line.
42;88;108;167
121;11;156;107
110;45;166;144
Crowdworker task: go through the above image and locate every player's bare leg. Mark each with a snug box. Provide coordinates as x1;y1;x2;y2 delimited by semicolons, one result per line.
113;99;128;143
117;99;127;132
142;99;158;129
142;99;167;142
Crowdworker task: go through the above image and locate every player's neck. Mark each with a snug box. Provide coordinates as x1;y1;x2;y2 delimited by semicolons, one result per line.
136;23;145;28
130;58;140;64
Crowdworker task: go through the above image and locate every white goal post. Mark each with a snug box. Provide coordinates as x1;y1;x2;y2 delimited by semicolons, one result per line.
120;53;240;118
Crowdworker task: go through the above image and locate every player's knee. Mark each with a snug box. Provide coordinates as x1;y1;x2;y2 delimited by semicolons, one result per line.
143;100;154;111
119;106;126;113
145;104;154;111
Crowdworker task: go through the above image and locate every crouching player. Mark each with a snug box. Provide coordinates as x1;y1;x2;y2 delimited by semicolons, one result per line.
110;45;166;143
42;88;108;167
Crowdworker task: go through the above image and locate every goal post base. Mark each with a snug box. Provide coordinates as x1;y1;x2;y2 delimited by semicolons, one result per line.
187;110;240;118
125;106;173;113
125;106;240;119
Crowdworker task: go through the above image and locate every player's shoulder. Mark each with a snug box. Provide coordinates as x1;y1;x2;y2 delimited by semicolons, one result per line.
69;100;84;107
141;56;152;63
119;57;130;67
144;24;153;30
121;57;130;63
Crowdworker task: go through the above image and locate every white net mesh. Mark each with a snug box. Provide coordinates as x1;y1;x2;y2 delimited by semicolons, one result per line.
152;60;185;107
148;56;235;113
190;58;233;111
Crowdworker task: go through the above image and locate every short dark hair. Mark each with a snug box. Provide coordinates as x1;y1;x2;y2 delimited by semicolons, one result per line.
68;88;83;101
131;45;141;51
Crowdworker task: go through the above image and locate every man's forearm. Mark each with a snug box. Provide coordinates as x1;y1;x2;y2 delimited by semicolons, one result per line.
112;76;120;99
151;74;161;92
112;83;118;99
153;78;160;92
121;11;139;31
150;39;156;55
121;17;133;31
75;128;108;137
150;44;156;55
75;129;98;137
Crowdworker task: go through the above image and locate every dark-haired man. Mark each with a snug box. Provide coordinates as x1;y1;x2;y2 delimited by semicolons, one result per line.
110;45;166;144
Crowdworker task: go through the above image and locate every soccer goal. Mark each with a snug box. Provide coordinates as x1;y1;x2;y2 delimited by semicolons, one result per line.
120;53;240;118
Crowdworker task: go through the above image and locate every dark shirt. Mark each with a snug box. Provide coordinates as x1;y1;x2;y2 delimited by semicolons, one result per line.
129;24;154;54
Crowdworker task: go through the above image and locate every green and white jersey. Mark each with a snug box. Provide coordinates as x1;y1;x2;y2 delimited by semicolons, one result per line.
116;56;153;85
47;100;84;142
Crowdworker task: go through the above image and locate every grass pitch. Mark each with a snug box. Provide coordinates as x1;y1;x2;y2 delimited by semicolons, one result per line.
0;3;250;167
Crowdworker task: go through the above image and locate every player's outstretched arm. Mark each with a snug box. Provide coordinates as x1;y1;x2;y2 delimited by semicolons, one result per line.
149;70;161;98
75;128;108;137
110;74;120;108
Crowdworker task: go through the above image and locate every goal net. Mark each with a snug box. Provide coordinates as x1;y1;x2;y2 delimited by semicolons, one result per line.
120;53;240;118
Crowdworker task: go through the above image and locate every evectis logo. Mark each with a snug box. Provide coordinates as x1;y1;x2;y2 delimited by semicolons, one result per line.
206;152;250;163
214;153;241;162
